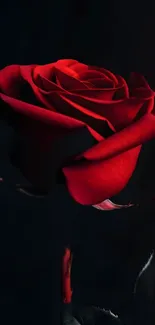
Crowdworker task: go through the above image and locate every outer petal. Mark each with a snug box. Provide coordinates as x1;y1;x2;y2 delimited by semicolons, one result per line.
83;112;155;161
51;92;154;131
0;93;83;128
20;65;58;110
0;64;30;97
63;114;155;205
63;146;141;205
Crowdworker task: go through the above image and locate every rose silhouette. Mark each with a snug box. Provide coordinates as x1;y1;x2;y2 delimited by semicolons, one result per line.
0;59;155;205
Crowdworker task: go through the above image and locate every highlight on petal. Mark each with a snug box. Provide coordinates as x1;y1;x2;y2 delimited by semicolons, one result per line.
92;199;134;210
54;65;90;91
56;58;88;75
33;63;55;82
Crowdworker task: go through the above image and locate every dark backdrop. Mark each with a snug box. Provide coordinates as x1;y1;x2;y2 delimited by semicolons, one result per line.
2;0;155;83
0;1;155;324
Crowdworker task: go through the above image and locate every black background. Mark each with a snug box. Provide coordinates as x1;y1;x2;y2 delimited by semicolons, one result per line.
0;1;155;324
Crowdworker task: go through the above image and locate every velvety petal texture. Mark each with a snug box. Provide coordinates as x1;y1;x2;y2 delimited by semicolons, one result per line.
0;59;155;205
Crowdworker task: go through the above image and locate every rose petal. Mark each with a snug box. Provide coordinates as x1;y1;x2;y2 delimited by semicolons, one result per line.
56;59;88;74
0;65;31;97
129;72;152;90
70;88;116;99
63;113;155;205
63;145;141;205
0;93;82;128
34;73;63;92
55;91;152;130
33;63;55;81
54;66;90;91
86;66;119;85
33;63;71;91
83;113;155;161
129;87;154;100
86;78;115;89
45;91;115;135
82;81;95;88
0;92;103;144
112;75;129;98
20;65;57;110
79;70;111;81
70;75;128;100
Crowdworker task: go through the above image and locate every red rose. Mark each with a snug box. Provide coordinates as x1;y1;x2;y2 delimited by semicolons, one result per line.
0;59;155;205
